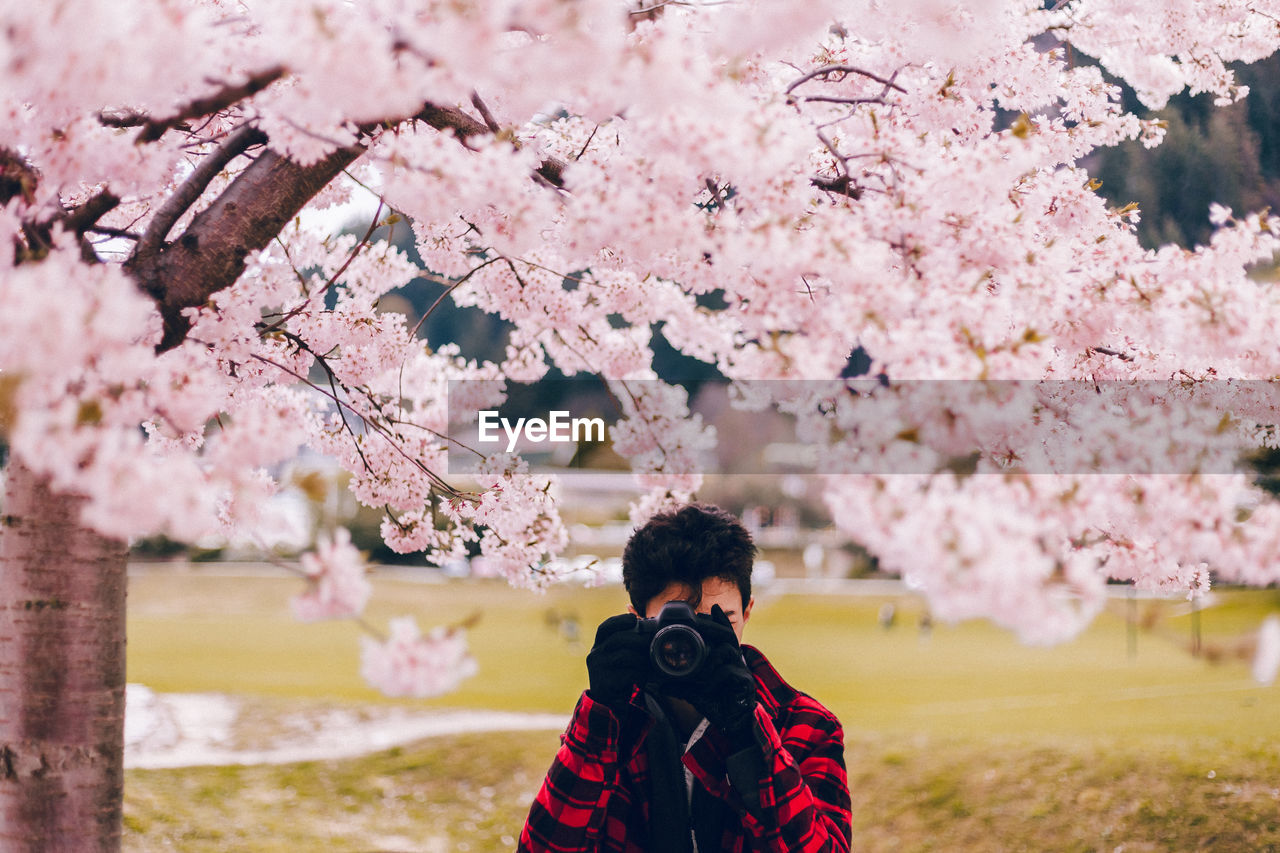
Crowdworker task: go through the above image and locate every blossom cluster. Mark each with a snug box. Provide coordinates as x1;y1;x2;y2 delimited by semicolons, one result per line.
360;617;479;699
291;528;371;622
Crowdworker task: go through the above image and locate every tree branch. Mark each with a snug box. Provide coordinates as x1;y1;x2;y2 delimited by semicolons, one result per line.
135;124;268;260
58;189;122;262
99;65;286;144
3;153;120;262
0;148;38;207
86;226;140;241
796;95;890;106
810;174;861;199
127;136;365;353
414;102;568;189
1092;346;1135;362
784;64;907;96
535;158;567;189
414;103;491;141
62;189;121;234
470;92;501;134
127;95;570;354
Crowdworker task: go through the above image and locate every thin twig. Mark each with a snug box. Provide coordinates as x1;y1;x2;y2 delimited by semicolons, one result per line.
409;255;503;338
796;95;891;106
815;128;851;180
320;355;376;476
575;124;600;161
244;192;389;338
99;65;286;143
239;342;471;499
271;234;312;292
785;64;907;96
800;275;816;301
321;198;386;290
470;92;501;134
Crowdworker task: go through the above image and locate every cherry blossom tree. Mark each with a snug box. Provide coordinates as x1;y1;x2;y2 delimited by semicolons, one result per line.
5;0;1280;846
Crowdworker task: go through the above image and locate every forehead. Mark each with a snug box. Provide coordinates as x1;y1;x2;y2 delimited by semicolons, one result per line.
645;576;743;615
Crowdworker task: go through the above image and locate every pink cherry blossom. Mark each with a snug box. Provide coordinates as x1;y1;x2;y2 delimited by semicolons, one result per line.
291;528;372;622
359;618;479;698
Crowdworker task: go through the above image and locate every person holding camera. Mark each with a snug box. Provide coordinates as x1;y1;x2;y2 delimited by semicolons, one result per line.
518;503;852;852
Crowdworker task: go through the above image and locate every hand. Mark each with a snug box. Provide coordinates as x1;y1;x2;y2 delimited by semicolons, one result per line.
668;605;759;745
585;613;650;709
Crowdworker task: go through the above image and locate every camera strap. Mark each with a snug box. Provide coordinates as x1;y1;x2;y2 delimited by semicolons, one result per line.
641;693;694;853
690;780;730;853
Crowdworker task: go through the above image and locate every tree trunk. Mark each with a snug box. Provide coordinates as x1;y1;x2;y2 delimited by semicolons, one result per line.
0;461;128;852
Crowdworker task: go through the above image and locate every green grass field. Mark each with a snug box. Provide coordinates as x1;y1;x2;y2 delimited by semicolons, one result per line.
123;569;1280;851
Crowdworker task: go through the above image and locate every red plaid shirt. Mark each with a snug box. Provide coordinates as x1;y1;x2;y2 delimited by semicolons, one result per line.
518;645;852;852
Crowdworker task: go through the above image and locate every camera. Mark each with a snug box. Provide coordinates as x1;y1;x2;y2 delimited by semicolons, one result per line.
636;601;707;679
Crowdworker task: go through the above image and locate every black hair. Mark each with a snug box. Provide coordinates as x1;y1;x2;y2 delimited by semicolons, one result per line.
621;503;756;614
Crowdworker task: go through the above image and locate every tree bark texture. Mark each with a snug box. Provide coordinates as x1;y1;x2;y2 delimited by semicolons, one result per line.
127;141;364;353
0;461;128;853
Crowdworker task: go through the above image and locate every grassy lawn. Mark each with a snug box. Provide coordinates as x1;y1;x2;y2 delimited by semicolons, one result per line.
124;569;1280;850
124;730;1280;852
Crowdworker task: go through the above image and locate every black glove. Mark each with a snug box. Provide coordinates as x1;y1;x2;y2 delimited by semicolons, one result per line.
585;613;651;709
666;605;759;746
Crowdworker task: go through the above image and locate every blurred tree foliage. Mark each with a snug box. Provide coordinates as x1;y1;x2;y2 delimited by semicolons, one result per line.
1090;54;1280;250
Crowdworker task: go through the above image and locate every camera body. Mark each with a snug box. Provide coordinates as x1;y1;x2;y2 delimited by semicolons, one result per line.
636;600;708;679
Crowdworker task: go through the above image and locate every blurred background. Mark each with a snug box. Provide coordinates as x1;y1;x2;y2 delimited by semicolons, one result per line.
123;475;1280;851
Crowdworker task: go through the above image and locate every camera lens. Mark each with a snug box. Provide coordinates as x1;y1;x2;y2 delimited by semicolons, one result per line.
650;624;706;678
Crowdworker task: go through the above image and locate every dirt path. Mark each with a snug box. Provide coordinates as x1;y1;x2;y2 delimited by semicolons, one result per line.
125;684;568;769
